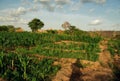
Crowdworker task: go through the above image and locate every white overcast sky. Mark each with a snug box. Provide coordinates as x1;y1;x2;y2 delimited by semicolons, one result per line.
0;0;120;31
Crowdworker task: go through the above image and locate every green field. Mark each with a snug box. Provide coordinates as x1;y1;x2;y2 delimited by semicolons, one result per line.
0;30;102;81
0;31;101;61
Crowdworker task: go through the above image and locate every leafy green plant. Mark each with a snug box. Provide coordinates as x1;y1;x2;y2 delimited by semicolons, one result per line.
108;39;120;56
0;52;60;81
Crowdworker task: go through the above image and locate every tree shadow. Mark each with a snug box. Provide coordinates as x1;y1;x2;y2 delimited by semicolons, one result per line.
70;58;83;81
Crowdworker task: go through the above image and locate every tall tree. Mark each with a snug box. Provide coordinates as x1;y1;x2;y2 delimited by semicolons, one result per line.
61;21;71;30
28;18;44;32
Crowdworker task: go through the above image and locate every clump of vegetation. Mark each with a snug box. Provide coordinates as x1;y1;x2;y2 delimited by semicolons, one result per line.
0;25;15;32
0;52;60;81
108;37;120;56
108;36;120;81
47;30;58;34
28;18;44;32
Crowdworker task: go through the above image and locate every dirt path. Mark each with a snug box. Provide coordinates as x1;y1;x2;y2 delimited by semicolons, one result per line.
52;58;83;81
99;39;112;68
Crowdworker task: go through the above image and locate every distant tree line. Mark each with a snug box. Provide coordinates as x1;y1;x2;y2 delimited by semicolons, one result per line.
0;25;15;32
0;18;82;33
28;18;81;33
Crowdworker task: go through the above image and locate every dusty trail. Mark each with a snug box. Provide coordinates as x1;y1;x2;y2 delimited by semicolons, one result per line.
98;39;112;68
52;58;83;81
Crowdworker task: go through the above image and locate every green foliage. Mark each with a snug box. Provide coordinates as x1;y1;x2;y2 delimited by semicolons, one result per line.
0;52;60;81
108;38;120;56
47;30;58;34
0;25;9;31
0;31;101;61
28;18;44;32
0;25;15;32
64;25;79;34
7;25;15;32
31;42;99;61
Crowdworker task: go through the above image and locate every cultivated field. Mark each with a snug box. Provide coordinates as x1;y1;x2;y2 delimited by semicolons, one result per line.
0;30;120;81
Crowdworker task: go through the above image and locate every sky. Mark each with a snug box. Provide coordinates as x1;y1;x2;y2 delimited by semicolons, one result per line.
0;0;120;31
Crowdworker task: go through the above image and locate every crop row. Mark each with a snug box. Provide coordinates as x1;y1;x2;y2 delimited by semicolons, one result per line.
0;32;101;61
108;38;120;56
14;42;100;61
0;32;101;51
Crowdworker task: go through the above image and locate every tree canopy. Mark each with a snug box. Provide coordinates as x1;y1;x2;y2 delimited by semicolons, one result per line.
28;18;44;32
0;25;15;32
61;21;71;30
